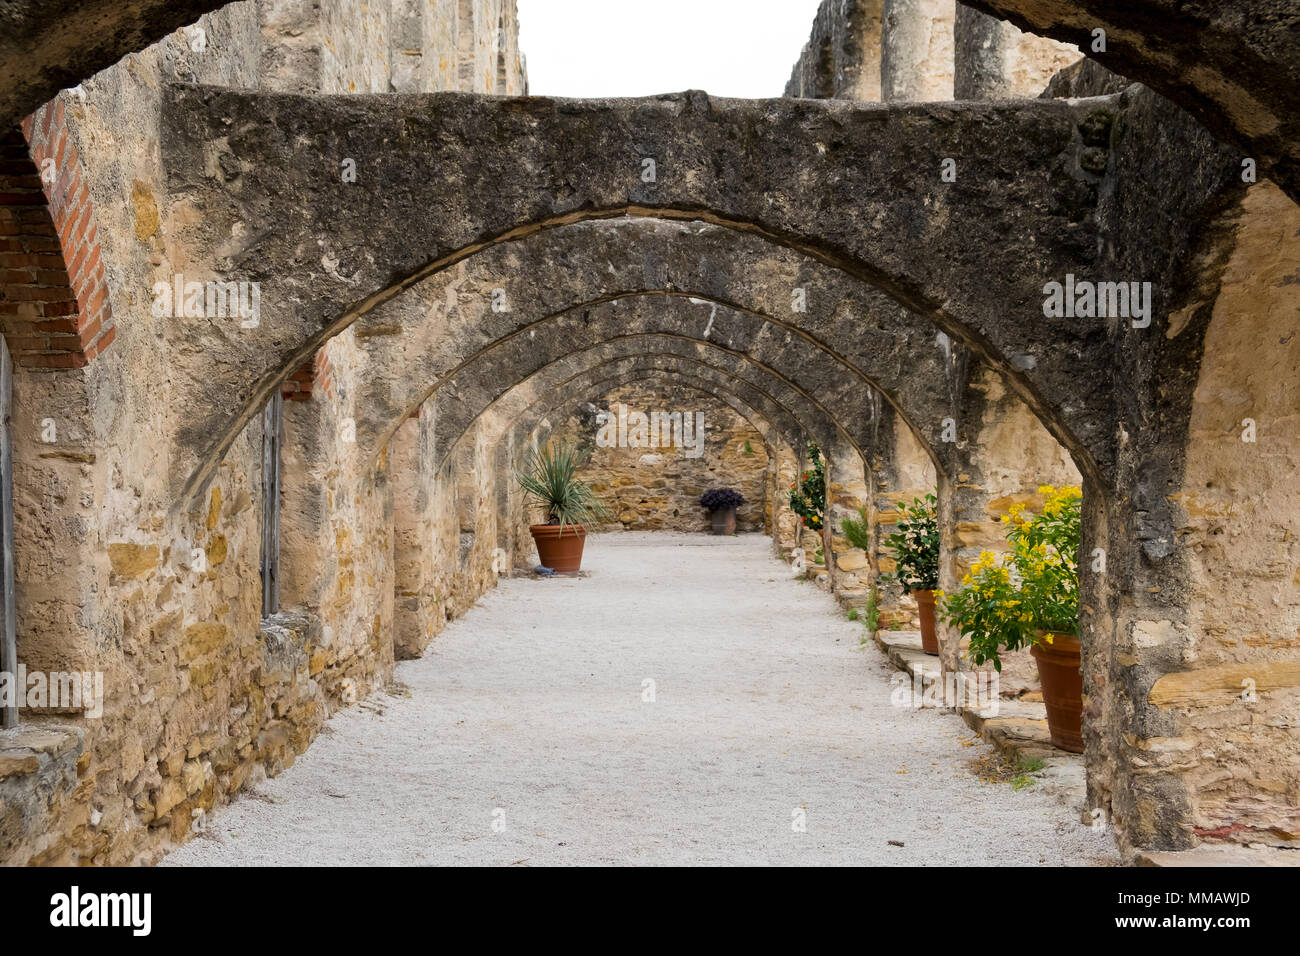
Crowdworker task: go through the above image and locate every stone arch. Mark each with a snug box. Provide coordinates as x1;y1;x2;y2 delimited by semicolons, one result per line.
363;303;891;476
430;338;839;476
491;365;798;561
961;0;1299;201
474;356;813;470
388;348;832;657
3;2;1288;203
158;86;1243;503
399;330;872;588
160;100;1246;851
1;101;115;368
484;361;800;556
338;217;1004;475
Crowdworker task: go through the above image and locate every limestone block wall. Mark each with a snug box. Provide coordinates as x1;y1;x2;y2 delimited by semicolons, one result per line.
393;408;504;656
0;0;526;865
1160;182;1300;846
551;382;770;534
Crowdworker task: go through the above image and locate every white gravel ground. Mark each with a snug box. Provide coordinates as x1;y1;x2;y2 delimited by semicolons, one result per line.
163;532;1119;866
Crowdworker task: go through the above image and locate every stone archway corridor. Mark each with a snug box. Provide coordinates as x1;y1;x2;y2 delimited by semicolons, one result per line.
162;534;1117;867
0;0;1296;900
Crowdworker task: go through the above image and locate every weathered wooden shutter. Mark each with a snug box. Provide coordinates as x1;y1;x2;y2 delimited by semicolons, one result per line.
0;339;16;728
260;392;282;617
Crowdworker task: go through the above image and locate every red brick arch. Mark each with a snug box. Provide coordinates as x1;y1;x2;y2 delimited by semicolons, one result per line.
0;98;114;369
280;349;334;402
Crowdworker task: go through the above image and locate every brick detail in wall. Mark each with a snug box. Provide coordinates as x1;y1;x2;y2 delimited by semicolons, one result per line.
0;98;115;368
281;348;335;401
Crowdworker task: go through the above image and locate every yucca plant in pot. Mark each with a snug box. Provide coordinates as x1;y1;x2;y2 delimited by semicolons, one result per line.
515;440;611;573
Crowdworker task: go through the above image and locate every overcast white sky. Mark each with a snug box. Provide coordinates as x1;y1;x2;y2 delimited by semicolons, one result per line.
516;0;826;99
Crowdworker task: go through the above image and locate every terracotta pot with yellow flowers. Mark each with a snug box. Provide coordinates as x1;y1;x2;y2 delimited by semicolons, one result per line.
938;486;1084;753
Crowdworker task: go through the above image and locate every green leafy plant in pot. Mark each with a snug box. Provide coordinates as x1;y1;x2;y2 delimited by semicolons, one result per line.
938;485;1083;752
515;440;611;573
881;493;940;655
787;440;826;533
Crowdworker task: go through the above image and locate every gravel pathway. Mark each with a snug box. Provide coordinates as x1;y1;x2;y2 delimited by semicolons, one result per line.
163;532;1119;866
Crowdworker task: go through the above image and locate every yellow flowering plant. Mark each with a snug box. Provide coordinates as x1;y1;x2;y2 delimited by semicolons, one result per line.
938;485;1082;671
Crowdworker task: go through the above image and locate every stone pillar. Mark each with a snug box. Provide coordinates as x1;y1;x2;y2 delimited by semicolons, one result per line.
391;411;438;659
279;379;330;615
936;365;1081;684
1089;183;1300;854
881;0;955;102
492;427;518;577
825;441;872;605
954;4;1080;99
785;0;884;102
870;406;937;629
769;439;802;558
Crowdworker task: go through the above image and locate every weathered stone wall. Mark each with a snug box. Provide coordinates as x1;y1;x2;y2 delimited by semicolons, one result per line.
785;0;883;100
1158;182;1300;846
261;0;526;94
0;0;524;866
548;382;769;534
787;0;1079;102
953;4;1077;99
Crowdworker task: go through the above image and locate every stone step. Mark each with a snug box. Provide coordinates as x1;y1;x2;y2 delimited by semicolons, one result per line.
1136;846;1300;867
871;627;1088;813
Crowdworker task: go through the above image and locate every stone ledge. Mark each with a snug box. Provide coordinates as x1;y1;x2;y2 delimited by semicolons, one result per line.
0;722;85;864
1136;846;1300;867
0;723;83;781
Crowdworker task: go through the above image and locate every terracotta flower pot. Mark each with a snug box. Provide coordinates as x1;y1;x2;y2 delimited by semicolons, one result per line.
710;507;737;535
913;589;939;655
529;523;587;572
1031;633;1084;753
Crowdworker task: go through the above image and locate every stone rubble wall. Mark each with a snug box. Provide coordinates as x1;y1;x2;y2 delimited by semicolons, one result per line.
0;0;524;865
548;382;769;534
